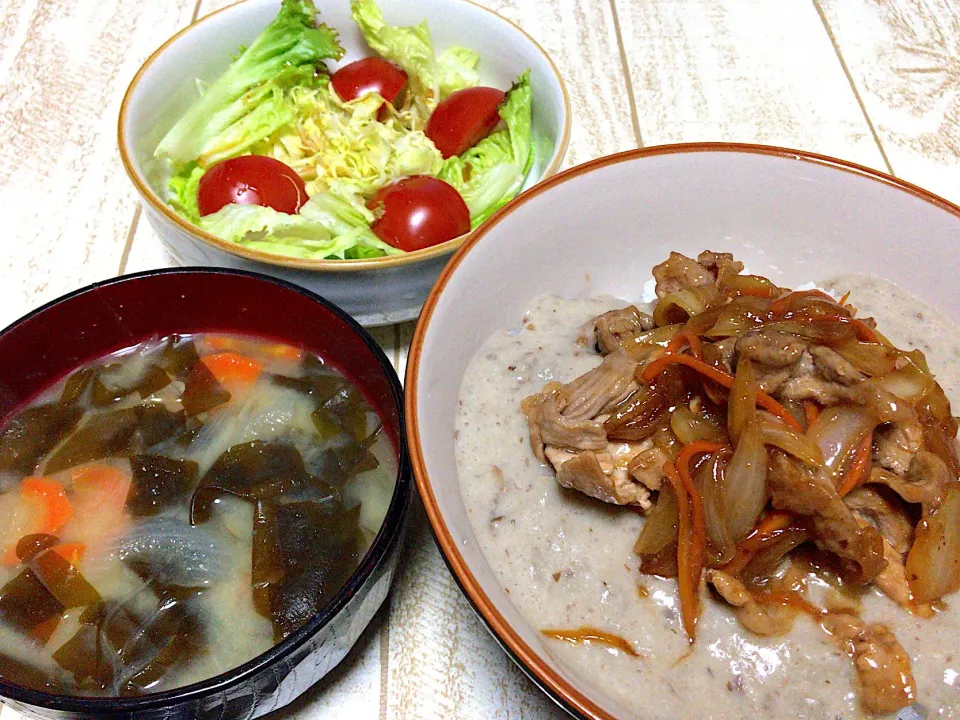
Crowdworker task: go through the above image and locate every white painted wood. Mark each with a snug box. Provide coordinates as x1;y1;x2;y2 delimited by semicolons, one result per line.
817;0;960;204
615;0;887;168
4;0;960;718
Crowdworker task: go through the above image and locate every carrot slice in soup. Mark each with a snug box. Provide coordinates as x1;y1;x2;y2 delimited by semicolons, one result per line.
200;352;263;389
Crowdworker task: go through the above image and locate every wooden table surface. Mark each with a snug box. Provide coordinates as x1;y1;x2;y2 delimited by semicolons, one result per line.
2;0;959;717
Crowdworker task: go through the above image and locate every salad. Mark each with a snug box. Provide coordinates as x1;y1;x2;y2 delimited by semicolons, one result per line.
154;0;535;260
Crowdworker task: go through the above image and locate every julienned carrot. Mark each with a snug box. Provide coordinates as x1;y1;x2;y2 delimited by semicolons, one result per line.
674;441;724;644
641;354;804;432
21;477;72;535
720;510;797;577
838;290;852;306
837;432;873;498
200;352;263;388
663;461;699;644
752;588;825;619
803;401;820;428
666;330;703;360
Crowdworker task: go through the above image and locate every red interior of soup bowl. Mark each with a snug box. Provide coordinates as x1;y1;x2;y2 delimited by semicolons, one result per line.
0;268;400;443
0;268;409;718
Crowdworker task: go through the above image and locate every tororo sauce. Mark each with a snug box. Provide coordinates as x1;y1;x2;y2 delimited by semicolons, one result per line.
455;278;960;719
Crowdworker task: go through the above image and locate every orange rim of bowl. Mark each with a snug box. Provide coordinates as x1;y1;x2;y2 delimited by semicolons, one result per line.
405;142;960;720
117;0;571;273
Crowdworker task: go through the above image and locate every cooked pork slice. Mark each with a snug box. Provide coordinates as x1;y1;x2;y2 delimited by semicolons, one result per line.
697;250;744;276
549;447;653;508
707;569;752;606
713;337;737;372
821;613;916;715
561;350;639;422
736;331;807;368
524;393;607;462
592;306;655;355
768;452;886;585
810;346;864;385
753;366;794;395
707;570;795;636
867;533;914;607
844;486;914;556
652;251;742;299
778;375;860;405
626;445;669;492
525;351;638;461
874;421;924;475
868;451;949;516
538;398;607;453
844;487;919;608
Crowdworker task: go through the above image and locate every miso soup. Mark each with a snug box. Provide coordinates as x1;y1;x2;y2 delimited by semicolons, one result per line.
0;333;397;696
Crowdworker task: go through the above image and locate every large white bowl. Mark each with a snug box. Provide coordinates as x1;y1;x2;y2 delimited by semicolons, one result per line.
119;0;569;326
406;143;960;719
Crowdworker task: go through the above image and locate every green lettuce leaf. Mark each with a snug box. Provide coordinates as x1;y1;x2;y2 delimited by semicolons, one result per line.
198;191;401;260
437;70;533;228
156;0;344;168
167;163;205;225
350;0;478;125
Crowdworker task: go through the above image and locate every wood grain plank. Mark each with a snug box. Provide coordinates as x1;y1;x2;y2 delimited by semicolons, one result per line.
264;612;385;720
468;0;639;165
816;0;960;204
0;0;197;329
615;0;887;168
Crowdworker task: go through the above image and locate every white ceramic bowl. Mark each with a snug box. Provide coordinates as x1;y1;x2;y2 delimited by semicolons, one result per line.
406;143;960;719
119;0;569;326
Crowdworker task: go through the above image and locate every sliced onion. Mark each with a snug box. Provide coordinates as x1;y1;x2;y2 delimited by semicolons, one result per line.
724;420;768;542
833;341;899;377
740;526;811;584
605;386;669;441
878;363;936;403
905;484;960;602
728;358;758;444
652;427;682;463
635;484;679;555
704;297;769;339
762;320;857;346
671;405;726;445
696;450;736;565
653;288;714;327
718;273;779;298
806;405;876;481
857;383;918;425
758;414;824;467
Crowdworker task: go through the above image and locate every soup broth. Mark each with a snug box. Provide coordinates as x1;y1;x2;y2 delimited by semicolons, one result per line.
0;333;396;697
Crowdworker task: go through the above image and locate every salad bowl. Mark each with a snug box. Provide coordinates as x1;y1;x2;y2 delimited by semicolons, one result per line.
119;0;570;326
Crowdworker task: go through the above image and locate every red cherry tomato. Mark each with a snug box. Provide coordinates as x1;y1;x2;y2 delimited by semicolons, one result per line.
368;176;470;252
425;86;506;159
197;155;307;216
331;57;408;109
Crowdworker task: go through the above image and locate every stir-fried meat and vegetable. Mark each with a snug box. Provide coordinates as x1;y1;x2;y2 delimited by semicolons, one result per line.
522;251;960;715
